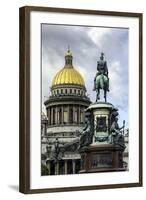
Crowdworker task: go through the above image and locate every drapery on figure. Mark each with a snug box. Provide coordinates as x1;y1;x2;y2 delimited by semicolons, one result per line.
109;108;119;127
109;117;125;148
79;112;93;148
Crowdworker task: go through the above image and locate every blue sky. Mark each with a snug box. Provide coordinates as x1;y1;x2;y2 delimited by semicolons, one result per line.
42;24;129;128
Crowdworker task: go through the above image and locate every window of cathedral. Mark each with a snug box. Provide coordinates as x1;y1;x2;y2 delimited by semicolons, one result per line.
50;160;55;175
74;109;77;123
80;110;83;123
78;90;80;95
59;160;65;175
47;109;50;125
77;107;79;123
69;106;73;123
49;109;51;125
61;89;63;94
74;89;76;94
65;89;67;94
75;159;81;174
67;160;73;174
70;89;72;94
52;108;56;125
63;110;68;124
58;107;62;124
57;89;59;94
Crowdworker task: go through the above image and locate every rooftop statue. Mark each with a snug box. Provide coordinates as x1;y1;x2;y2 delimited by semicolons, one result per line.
93;53;109;102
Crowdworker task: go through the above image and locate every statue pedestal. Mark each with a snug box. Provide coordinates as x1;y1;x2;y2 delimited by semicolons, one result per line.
79;101;126;173
79;144;125;173
86;102;114;144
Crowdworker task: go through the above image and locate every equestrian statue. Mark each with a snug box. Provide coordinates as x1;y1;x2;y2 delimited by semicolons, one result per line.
93;53;109;102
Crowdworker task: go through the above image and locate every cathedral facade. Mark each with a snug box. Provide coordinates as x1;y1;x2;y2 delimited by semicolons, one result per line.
41;49;91;175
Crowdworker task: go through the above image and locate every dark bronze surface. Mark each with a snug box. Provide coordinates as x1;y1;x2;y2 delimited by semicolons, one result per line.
79;144;126;173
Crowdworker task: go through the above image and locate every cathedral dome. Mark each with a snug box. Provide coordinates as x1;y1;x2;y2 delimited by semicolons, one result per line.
52;67;85;86
52;49;85;87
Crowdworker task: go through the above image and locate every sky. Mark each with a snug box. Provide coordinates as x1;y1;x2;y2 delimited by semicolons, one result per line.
41;24;129;128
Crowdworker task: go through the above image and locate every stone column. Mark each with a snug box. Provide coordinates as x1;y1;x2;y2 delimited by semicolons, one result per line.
78;105;80;124
73;105;75;124
47;108;49;124
65;160;68;174
58;106;61;124
49;108;51;125
80;106;83;123
44;122;47;135
51;107;54;125
46;161;51;175
50;107;53;125
72;160;76;174
62;105;64;124
55;161;59;175
47;108;49;125
56;107;58;124
55;106;57;125
68;105;70;124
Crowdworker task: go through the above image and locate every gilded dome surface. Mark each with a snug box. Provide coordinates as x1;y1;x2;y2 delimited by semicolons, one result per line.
52;49;85;87
52;67;85;86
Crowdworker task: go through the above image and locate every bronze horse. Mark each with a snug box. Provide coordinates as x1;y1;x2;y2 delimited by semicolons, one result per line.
93;53;109;102
94;74;109;102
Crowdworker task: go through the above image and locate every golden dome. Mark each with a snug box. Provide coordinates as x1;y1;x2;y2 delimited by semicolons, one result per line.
52;67;85;86
52;49;85;87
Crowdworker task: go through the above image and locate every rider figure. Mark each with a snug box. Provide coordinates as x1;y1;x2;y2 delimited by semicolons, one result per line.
93;53;109;91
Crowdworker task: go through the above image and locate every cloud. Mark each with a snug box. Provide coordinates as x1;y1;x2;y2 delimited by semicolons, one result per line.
109;61;124;99
41;24;129;126
88;27;112;48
